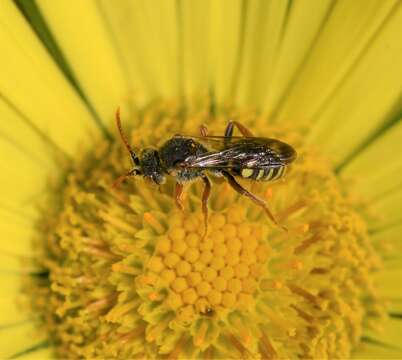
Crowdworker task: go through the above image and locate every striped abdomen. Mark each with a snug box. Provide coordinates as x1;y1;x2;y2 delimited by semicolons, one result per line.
239;166;287;182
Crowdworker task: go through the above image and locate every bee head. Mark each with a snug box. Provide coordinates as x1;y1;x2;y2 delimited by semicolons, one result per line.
140;148;166;185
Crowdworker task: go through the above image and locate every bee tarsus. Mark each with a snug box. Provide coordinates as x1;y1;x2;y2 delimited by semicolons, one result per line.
174;182;184;211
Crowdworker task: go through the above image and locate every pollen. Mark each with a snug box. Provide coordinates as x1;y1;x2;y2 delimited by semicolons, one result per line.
184;247;200;263
172;240;187;256
164;252;180;268
186;233;200;247
24;99;385;359
210;213;226;229
213;243;227;256
220;265;235;280
169;226;186;242
202;267;217;282
171;277;188;293
200;250;213;264
148;256;164;273
156;237;171;254
196;281;212;296
187;271;202;286
212;276;227;291
207;289;222;305
182;288;198;304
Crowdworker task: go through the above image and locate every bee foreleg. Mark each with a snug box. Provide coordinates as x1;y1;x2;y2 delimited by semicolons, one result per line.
112;169;140;189
201;175;211;237
222;171;286;231
225;120;255;138
175;183;184;211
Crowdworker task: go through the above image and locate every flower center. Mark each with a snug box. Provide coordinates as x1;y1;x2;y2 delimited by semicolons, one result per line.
23;98;385;359
147;206;270;317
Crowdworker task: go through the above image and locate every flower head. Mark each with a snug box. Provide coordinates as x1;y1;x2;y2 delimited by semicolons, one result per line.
23;100;386;359
1;1;402;359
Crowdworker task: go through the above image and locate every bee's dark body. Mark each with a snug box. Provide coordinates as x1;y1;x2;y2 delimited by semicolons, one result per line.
113;109;296;231
181;137;295;183
158;137;208;183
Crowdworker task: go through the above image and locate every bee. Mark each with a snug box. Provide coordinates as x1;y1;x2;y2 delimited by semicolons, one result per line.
113;108;296;232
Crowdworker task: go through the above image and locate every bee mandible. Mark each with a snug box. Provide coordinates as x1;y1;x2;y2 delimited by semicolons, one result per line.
113;108;297;233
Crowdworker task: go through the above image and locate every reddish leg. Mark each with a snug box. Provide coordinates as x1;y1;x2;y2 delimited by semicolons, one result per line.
200;124;208;137
112;169;140;189
201;175;211;237
175;183;184;211
222;171;286;231
224;120;254;138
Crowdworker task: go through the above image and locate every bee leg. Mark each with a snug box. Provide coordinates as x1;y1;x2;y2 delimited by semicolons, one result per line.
200;124;208;137
175;183;184;211
222;171;287;231
225;120;254;138
201;175;212;237
112;169;140;189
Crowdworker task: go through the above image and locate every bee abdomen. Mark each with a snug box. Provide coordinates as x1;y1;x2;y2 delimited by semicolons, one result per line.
240;166;286;181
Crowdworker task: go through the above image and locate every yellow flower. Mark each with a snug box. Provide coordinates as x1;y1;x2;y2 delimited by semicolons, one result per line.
1;1;402;359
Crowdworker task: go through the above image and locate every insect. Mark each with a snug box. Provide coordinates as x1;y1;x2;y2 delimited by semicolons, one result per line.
113;108;296;233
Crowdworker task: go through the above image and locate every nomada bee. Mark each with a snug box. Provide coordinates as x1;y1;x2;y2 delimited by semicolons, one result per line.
113;109;297;233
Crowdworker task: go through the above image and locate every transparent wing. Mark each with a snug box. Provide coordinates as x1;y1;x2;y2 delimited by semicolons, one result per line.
183;135;297;165
187;135;268;150
180;145;282;170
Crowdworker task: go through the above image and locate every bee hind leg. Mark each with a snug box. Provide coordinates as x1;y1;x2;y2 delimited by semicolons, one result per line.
225;120;254;138
201;175;211;237
200;124;208;137
222;171;287;231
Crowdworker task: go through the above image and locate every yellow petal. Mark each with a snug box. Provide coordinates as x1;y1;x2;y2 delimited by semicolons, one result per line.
340;120;402;200
10;346;53;360
272;0;401;165
0;1;101;156
0;221;35;262
0;98;57;167
387;300;402;314
0;128;46;262
0;296;28;325
208;0;242;104
255;0;333;111
0;266;48;358
371;224;402;262
235;0;289;107
353;341;402;359
363;317;402;354
98;0;179;101
0;250;23;273
0;321;48;359
0;137;47;216
36;0;129;123
276;0;398;120
180;0;210;98
375;268;402;299
366;188;402;231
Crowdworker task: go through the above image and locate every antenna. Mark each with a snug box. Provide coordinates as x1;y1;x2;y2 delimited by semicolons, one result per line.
115;107;139;165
